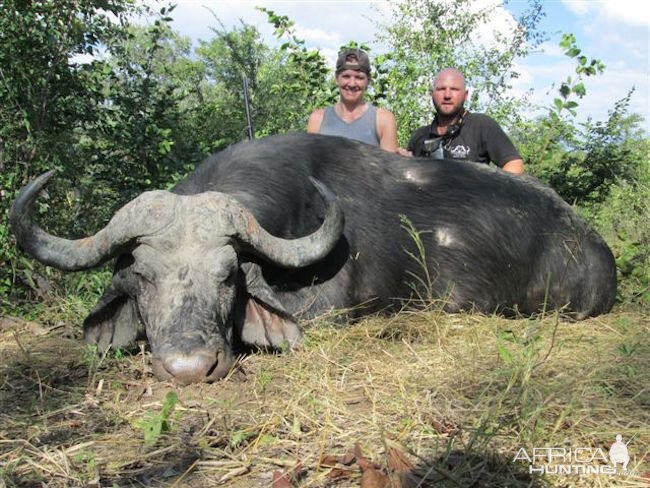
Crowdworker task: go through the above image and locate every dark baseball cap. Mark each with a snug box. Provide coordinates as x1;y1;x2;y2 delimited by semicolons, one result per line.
336;48;371;76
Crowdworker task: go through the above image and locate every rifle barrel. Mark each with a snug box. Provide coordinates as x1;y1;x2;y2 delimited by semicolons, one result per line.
242;75;254;141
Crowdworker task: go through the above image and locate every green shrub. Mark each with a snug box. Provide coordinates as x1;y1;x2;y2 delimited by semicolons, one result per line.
588;154;650;309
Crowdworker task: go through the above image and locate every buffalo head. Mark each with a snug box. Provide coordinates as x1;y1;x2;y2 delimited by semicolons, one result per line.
10;171;344;384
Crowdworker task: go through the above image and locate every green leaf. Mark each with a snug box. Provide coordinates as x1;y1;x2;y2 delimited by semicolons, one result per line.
566;47;581;58
560;33;575;50
160;391;178;419
498;330;517;343
573;83;586;97
258;434;277;447
497;343;513;365
142;414;163;445
559;83;571;98
554;98;564;112
140;391;178;445
230;430;247;448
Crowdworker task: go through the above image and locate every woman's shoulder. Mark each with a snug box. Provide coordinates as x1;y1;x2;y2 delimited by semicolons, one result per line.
307;107;329;133
309;107;328;118
376;106;396;122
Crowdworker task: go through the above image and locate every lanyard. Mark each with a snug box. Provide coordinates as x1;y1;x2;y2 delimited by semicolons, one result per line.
421;110;467;158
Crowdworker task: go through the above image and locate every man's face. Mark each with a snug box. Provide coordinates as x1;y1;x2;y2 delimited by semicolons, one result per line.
432;71;468;118
336;69;370;104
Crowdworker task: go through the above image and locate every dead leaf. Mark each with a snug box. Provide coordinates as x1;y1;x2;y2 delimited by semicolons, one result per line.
354;442;377;472
431;418;456;435
320;454;340;467
271;463;303;487
360;467;393;488
327;467;355;480
387;445;414;473
271;470;292;488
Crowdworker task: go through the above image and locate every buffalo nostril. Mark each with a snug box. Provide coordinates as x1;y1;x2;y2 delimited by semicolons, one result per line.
207;350;236;382
161;351;218;385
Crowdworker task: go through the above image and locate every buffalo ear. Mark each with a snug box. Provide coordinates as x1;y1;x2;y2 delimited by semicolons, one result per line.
83;288;143;352
83;255;143;352
238;262;303;350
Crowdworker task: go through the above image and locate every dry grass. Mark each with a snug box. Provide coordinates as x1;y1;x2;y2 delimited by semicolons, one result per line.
1;308;648;487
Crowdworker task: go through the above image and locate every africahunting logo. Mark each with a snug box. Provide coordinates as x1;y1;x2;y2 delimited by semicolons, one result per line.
513;434;642;476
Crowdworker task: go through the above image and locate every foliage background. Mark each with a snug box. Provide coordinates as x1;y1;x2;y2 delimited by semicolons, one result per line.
0;0;648;312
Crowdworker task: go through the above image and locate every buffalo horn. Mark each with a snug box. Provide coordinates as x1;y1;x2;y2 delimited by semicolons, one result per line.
10;170;174;271
228;177;344;268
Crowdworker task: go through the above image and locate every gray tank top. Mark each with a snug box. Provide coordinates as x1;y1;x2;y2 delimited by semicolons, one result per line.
319;104;379;146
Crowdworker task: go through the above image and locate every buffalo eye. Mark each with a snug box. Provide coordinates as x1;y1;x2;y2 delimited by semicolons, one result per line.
132;264;157;284
206;246;238;283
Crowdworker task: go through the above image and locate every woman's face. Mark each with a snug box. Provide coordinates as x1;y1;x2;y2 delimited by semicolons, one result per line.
336;69;370;105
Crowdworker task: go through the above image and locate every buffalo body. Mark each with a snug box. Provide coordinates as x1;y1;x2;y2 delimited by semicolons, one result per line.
11;133;617;383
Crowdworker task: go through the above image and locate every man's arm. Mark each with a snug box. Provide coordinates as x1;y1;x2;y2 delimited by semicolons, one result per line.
481;115;524;174
503;158;525;175
377;108;398;152
306;108;325;134
397;126;428;157
396;147;413;156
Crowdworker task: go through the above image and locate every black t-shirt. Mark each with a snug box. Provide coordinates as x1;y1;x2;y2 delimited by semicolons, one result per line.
406;112;521;167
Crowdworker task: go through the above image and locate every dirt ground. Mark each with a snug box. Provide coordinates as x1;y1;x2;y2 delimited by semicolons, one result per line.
1;310;648;487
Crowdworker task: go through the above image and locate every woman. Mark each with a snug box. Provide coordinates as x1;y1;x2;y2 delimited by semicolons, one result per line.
307;48;398;152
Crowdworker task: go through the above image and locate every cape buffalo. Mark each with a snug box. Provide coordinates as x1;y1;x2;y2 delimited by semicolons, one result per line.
10;133;617;384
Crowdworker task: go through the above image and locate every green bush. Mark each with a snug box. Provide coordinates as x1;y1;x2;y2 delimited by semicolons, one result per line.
587;141;650;309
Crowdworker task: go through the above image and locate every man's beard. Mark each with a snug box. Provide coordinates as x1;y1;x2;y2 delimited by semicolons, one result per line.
434;102;464;119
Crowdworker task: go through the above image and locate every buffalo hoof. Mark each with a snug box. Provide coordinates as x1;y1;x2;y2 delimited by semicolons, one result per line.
152;348;234;384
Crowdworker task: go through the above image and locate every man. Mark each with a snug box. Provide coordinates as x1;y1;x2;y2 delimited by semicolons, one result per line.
402;68;524;174
307;48;398;152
